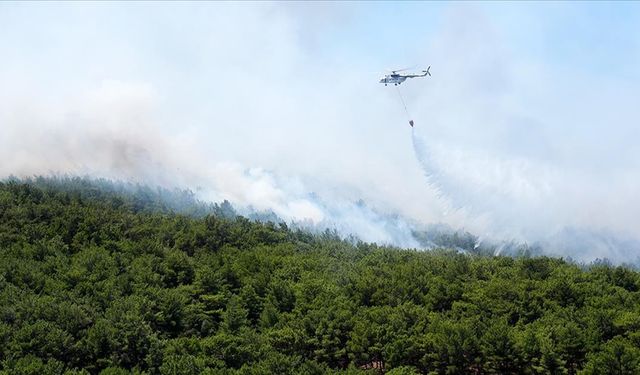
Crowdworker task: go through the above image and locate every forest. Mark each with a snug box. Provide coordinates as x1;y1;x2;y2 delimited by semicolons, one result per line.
1;177;640;374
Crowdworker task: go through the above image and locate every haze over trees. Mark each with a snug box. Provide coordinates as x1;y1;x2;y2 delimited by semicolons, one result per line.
1;177;639;374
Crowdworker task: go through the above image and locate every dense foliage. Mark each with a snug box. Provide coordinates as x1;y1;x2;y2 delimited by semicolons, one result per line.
1;177;640;374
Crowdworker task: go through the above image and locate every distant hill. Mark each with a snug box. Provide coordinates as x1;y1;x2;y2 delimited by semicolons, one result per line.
1;176;639;374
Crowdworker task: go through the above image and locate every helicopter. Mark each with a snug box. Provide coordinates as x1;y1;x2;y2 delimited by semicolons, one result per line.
379;66;431;86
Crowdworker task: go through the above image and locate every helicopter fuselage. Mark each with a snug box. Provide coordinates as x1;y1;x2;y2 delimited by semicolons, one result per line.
379;74;408;86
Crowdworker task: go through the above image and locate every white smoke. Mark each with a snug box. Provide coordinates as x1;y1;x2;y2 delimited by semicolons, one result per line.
0;79;420;248
411;124;640;263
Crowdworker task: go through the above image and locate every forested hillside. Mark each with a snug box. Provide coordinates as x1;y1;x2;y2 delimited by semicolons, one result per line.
1;177;640;374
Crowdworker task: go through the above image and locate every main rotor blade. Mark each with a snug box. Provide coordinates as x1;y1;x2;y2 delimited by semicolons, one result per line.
387;65;417;73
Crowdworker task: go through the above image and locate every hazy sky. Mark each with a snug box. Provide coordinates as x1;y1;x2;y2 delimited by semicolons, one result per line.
1;2;639;261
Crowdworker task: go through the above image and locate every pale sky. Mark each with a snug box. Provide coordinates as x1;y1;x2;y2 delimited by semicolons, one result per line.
1;2;639;261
